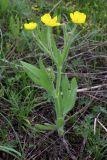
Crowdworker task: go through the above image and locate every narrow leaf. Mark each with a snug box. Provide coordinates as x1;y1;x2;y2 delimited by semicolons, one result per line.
63;77;77;115
35;123;56;131
21;61;54;95
0;145;21;159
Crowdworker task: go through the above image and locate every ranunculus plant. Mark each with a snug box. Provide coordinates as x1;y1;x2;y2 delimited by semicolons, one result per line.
21;12;86;136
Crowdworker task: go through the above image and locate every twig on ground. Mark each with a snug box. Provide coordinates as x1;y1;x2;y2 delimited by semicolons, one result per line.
77;84;107;93
94;113;107;135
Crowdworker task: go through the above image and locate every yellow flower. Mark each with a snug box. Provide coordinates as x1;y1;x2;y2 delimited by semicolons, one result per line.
24;22;37;30
70;11;86;24
41;13;61;27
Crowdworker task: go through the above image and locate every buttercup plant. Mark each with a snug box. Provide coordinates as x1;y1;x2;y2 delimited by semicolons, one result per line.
21;12;86;136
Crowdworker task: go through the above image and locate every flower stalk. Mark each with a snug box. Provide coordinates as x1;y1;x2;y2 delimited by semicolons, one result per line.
55;65;64;136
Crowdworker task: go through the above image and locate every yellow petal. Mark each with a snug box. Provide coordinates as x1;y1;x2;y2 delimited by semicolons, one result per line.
52;16;57;22
41;13;51;23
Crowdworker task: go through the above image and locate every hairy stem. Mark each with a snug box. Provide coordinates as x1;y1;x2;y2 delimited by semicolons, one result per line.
55;65;64;136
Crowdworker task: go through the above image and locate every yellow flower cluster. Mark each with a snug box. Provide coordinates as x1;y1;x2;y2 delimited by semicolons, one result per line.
24;11;86;30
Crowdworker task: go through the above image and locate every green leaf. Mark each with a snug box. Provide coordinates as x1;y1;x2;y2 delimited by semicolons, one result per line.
21;61;54;95
0;145;22;159
47;27;61;65
38;60;54;93
62;77;77;115
36;28;49;51
35;123;56;131
34;27;62;65
62;75;70;98
21;61;41;83
62;25;77;63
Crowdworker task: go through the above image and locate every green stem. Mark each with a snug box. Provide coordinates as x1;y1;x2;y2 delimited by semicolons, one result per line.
56;66;61;93
56;66;61;116
55;65;64;136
